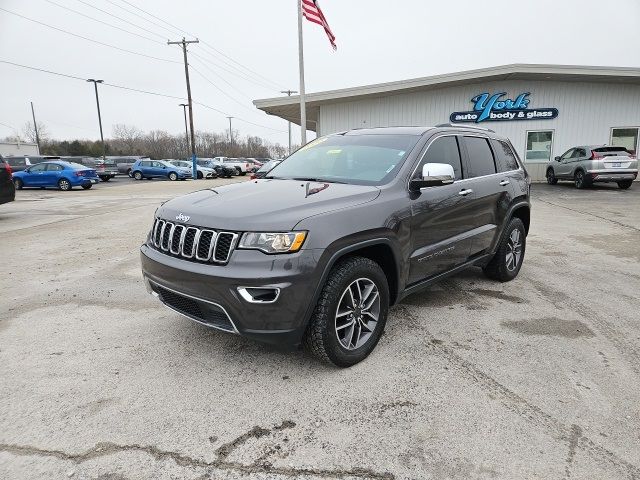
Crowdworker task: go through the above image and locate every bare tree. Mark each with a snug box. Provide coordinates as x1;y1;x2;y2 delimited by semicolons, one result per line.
23;121;49;143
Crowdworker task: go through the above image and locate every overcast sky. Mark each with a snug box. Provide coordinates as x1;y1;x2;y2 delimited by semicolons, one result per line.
2;0;639;146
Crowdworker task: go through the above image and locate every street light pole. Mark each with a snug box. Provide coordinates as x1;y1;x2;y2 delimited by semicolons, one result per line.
280;90;298;155
179;103;189;159
87;79;106;161
226;116;234;149
30;102;41;153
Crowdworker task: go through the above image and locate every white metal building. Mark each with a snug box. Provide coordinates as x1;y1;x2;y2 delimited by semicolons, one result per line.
0;142;40;157
254;64;640;181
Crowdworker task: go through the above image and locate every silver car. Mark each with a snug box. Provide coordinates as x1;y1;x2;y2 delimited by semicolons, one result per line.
547;145;638;189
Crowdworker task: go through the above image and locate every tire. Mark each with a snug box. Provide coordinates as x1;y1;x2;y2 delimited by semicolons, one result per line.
617;180;633;190
58;178;72;191
546;168;558;185
483;217;526;282
239;171;246;176
82;184;92;190
197;171;203;180
127;168;132;177
304;256;389;367
99;176;110;182
133;171;143;180
14;178;23;190
574;170;590;189
234;167;241;176
168;172;178;181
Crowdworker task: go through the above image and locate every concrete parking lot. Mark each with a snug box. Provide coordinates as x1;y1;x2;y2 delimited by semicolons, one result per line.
1;178;639;480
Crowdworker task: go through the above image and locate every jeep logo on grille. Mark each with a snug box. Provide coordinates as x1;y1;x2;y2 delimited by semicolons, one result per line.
175;213;190;223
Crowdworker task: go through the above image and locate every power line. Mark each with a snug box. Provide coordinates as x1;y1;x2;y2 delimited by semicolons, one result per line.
190;51;278;92
105;0;183;38
111;0;285;90
189;64;257;113
189;56;259;104
45;0;160;44
0;60;85;81
0;7;179;64
73;0;166;40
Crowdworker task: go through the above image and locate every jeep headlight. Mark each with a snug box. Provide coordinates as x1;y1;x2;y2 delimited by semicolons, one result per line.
239;231;307;254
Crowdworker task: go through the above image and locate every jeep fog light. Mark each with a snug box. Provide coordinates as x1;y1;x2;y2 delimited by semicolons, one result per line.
239;231;307;254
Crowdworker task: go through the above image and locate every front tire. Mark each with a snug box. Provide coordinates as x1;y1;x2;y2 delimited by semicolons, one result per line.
168;172;178;181
99;176;110;182
197;171;203;179
546;168;558;185
304;256;389;367
58;178;72;191
14;178;24;190
483;217;526;282
133;171;143;180
617;180;633;190
574;170;589;189
82;184;92;190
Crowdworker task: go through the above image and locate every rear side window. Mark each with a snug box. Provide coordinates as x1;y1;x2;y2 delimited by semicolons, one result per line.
6;157;26;167
46;164;64;171
464;137;496;177
492;140;519;172
593;147;631;154
418;136;463;180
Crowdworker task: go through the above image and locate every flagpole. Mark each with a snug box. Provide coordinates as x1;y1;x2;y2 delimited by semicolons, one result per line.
297;0;307;145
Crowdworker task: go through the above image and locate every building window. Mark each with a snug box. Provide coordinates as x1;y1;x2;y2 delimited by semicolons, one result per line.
611;127;639;154
525;130;554;162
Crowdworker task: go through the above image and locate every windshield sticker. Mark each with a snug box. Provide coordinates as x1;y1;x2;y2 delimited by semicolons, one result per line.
326;149;342;155
398;151;405;156
386;165;396;173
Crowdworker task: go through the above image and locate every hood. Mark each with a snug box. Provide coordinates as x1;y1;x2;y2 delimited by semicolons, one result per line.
157;179;380;231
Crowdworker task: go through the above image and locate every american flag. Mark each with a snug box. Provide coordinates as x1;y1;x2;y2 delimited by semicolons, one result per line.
302;0;336;50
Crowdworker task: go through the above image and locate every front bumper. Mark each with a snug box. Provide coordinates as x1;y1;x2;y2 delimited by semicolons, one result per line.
140;244;323;346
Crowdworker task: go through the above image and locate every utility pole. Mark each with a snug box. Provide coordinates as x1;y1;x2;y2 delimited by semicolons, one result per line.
280;90;297;155
297;0;307;145
86;79;106;161
30;101;41;153
168;37;199;179
179;103;189;159
226;116;234;149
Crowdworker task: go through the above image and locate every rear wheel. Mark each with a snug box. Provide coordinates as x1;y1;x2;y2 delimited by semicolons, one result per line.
574;170;590;189
304;256;389;367
617;180;633;190
99;176;110;182
82;184;92;190
127;168;132;177
168;172;178;181
483;217;526;282
546;168;558;185
58;178;72;191
197;171;203;179
133;171;143;180
14;178;23;190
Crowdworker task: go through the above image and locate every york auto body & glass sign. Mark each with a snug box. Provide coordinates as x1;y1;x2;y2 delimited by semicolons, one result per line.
450;92;558;123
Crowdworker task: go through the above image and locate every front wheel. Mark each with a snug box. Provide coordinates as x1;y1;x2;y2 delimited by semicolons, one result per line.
99;176;110;182
82;184;92;190
168;172;178;181
14;178;24;190
197;171;203;179
304;256;389;367
574;170;589;189
617;180;633;190
58;178;72;191
133;171;143;180
483;217;526;282
546;168;558;185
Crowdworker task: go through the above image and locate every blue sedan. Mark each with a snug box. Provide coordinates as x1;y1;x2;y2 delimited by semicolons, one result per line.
12;161;100;191
130;159;192;181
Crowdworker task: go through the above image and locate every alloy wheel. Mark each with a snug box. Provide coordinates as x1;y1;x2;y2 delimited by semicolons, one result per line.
59;179;71;191
505;228;522;272
335;277;380;350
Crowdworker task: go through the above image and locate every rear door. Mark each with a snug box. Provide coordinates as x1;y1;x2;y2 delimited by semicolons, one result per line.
44;163;65;186
408;134;475;283
460;135;509;256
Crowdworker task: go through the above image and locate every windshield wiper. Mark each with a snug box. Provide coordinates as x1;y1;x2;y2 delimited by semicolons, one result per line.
290;177;347;184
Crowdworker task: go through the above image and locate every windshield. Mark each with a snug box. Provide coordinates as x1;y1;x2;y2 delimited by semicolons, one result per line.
267;134;420;185
258;160;279;172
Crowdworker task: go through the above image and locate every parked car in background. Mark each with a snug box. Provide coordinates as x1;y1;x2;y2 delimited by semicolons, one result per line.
63;157;119;182
115;157;147;176
220;157;250;175
12;161;100;191
244;158;263;172
0;155;16;205
547;145;638;189
198;159;235;178
4;156;60;171
250;159;281;179
130;159;191;181
170;160;217;179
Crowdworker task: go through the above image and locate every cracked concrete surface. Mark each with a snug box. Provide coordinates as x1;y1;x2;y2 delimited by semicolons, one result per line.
1;179;639;479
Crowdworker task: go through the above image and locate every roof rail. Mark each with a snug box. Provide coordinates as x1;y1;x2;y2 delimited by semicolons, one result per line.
435;123;495;133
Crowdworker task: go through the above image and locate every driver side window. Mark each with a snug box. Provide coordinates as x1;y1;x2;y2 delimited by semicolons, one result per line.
416;136;463;181
30;164;47;172
560;148;575;160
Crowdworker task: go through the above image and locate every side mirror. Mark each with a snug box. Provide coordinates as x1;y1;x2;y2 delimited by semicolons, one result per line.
554;156;560;162
409;163;455;191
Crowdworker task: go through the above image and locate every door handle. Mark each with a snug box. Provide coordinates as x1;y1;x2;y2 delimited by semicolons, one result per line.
499;180;510;186
458;189;473;196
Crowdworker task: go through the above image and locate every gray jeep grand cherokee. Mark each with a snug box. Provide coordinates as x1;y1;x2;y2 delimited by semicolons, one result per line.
141;125;530;366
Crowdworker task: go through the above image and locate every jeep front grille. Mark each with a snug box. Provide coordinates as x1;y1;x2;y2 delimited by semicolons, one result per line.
151;219;238;264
